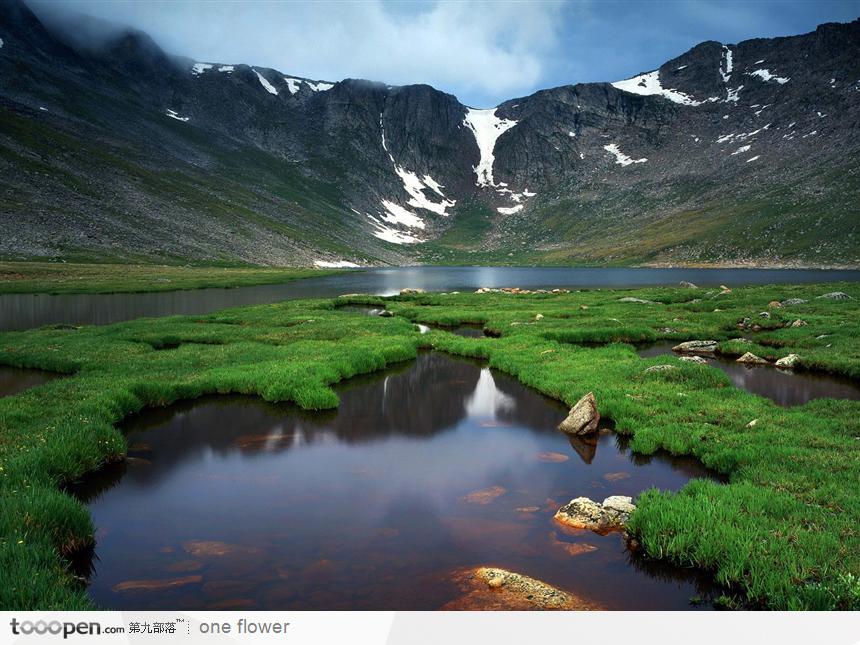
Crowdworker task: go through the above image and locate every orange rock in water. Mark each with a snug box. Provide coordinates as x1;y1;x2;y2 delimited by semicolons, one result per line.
535;451;570;463
182;540;259;558
112;575;202;593
460;485;506;504
603;471;631;482
442;567;600;610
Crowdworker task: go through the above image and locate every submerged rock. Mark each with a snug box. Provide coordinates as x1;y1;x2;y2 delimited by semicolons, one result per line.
443;566;600;610
817;292;852;300
112;575;202;593
673;340;718;355
775;353;800;369
460;486;506;505
737;352;769;365
557;392;600;435
554;495;636;533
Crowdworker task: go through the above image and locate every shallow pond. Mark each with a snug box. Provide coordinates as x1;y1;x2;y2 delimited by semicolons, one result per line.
72;352;719;610
0;366;60;398
638;342;860;406
3;266;858;331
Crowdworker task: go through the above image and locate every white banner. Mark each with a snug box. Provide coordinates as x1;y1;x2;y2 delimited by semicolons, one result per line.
1;611;858;645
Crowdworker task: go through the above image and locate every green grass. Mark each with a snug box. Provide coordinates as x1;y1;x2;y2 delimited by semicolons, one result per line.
1;282;859;609
0;262;347;295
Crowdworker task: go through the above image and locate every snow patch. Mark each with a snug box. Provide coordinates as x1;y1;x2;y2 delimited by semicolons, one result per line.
314;260;360;268
676;65;687;70
306;81;334;92
497;205;523;215
380;200;425;229
604;143;647;166
748;69;789;84
0;38;4;49
366;215;421;245
725;85;742;102
731;145;751;155
191;63;212;76
284;77;301;94
720;46;733;83
611;70;703;105
253;69;278;95
165;109;189;122
218;65;234;73
746;156;760;162
462;108;518;187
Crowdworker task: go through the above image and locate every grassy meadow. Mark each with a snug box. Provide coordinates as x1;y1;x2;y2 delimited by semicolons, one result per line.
0;261;344;295
0;282;858;609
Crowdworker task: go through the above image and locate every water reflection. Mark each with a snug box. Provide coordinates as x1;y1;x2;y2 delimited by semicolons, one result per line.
72;352;721;610
3;266;858;331
638;342;860;406
0;366;61;398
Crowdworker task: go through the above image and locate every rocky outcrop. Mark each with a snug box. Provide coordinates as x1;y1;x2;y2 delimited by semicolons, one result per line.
554;495;636;534
443;567;600;610
673;340;718;355
737;352;769;365
775;353;800;368
557;392;600;435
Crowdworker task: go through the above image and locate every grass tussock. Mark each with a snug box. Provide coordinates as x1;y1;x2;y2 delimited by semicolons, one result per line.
0;282;859;609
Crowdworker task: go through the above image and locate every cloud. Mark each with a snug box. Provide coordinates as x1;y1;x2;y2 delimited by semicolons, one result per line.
29;0;565;107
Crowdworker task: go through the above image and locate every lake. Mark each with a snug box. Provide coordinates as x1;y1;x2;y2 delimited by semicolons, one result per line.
3;266;859;331
70;352;720;610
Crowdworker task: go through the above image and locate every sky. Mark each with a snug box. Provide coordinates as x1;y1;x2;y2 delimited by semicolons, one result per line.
28;0;860;107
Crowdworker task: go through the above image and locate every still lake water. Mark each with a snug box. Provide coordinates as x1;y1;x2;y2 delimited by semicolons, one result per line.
72;353;719;610
638;342;860;406
3;266;858;331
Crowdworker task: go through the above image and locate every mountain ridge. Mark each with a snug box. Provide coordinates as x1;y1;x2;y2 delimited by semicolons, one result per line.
1;0;858;267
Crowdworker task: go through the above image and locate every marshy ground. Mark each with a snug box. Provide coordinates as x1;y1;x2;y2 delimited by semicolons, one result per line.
0;282;858;610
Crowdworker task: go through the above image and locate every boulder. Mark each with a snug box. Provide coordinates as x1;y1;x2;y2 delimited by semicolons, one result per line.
759;311;771;319
737;352;769;365
781;298;808;306
618;297;656;304
645;364;677;373
789;319;807;328
768;300;783;308
672;340;718;354
557;392;600;435
554;495;636;533
399;288;425;295
378;310;394;317
817;292;852;300
443;567;600;610
679;355;708;364
679;281;698;288
775;353;800;369
535;313;544;320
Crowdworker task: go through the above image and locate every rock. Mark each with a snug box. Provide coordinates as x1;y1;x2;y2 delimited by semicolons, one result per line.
768;300;782;309
536;451;570;463
535;313;544;320
645;364;677;373
378;310;394;317
112;575;202;593
775;353;800;368
781;298;808;306
557;392;600;435
789;319;807;328
679;355;708;364
618;297;656;304
443;566;600;610
182;540;260;558
719;285;732;292
758;311;771;319
603;471;631;482
672;340;718;354
817;292;852;300
580;304;589;310
679;281;698;288
399;288;425;295
746;419;758;428
737;352;769;365
460;486;506;505
554;495;636;533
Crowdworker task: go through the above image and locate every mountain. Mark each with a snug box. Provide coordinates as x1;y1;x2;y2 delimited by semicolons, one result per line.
1;0;858;267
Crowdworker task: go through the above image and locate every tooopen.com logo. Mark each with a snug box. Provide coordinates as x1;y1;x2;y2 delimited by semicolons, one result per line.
10;618;125;639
